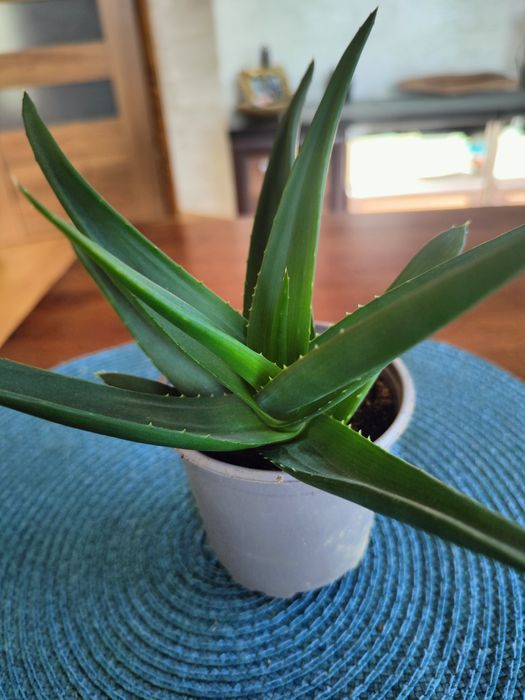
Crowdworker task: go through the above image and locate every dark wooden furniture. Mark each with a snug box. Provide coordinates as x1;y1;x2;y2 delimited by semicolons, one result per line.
230;116;348;214
303;90;525;132
2;206;524;379
230;91;525;215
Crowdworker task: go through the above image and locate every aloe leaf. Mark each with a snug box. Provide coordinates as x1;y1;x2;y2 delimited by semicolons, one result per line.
23;190;280;392
77;249;224;396
331;382;371;424
318;223;469;355
390;223;468;290
76;248;275;411
0;359;298;450
258;223;525;421
269;271;290;367
247;11;376;365
22;93;245;340
97;373;181;395
243;62;314;317
265;416;525;572
332;223;468;420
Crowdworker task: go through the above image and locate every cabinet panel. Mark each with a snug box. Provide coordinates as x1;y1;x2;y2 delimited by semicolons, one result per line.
0;0;172;345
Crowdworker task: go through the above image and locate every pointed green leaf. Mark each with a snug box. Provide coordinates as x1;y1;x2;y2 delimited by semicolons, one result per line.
243;62;314;316
258;223;525;421
265;416;525;571
77;248;276;410
247;11;376;364
0;359;299;450
317;222;469;356
97;373;181;395
268;271;290;367
22;92;245;340
23;190;280;392
331;382;371;423
77;249;224;396
390;222;468;289
332;223;468;420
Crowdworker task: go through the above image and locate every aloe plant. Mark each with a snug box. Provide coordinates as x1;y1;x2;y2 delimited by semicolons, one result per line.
1;10;525;572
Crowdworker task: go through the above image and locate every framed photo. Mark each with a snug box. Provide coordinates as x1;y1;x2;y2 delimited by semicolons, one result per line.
238;67;290;114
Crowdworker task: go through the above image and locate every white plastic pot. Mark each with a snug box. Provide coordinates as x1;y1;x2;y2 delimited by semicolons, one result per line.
179;359;415;598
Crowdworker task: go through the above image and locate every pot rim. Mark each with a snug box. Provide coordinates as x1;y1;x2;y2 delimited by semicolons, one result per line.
179;357;416;485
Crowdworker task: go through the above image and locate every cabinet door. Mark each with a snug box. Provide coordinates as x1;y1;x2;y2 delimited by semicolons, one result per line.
0;0;171;246
0;0;171;344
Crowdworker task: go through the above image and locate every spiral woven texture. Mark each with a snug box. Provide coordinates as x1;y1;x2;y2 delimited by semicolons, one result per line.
0;340;523;699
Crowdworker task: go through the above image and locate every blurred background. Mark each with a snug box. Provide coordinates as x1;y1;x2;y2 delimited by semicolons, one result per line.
0;0;524;343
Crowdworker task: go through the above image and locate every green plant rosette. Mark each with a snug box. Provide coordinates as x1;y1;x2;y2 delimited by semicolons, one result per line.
1;11;524;572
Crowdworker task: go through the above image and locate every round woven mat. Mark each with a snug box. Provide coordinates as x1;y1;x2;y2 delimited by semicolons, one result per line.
0;341;523;699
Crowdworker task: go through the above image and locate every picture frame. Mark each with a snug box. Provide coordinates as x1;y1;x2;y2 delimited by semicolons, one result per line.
238;67;290;114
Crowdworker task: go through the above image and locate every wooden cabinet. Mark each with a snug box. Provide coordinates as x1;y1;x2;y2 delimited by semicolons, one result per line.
0;0;172;345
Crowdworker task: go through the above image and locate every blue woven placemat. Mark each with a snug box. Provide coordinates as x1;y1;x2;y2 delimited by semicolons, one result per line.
0;340;523;699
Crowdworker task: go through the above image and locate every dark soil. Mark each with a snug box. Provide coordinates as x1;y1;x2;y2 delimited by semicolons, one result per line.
349;376;397;442
203;373;397;471
203;447;277;470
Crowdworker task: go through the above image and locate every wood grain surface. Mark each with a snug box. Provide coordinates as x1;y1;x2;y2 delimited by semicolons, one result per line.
0;239;74;346
0;42;109;88
2;206;524;379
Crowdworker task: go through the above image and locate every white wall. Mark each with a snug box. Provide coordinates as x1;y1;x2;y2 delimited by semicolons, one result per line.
213;0;525;111
146;0;237;217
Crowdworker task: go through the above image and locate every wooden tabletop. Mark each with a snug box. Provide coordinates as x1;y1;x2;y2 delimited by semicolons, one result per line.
2;206;524;379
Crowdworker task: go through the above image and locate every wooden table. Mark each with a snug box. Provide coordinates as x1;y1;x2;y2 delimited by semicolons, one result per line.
2;206;524;379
